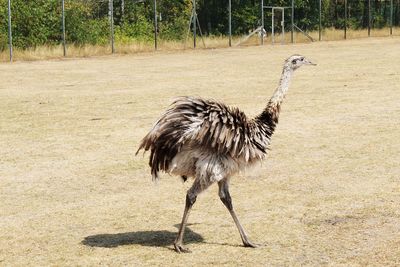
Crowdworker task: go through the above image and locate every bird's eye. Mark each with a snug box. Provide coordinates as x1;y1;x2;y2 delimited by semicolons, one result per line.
300;58;304;61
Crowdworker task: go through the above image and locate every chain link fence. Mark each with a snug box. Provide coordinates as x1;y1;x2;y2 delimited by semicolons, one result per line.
1;0;399;62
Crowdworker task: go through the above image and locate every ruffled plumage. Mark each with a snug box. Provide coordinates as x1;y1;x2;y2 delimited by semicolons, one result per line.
136;96;277;179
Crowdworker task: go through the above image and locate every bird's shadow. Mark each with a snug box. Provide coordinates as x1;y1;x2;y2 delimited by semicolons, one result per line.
81;224;203;248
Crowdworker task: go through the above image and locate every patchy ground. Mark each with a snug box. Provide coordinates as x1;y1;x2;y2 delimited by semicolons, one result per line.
1;37;399;266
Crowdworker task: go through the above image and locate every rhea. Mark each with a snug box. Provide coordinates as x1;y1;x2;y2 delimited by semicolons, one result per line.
137;55;316;253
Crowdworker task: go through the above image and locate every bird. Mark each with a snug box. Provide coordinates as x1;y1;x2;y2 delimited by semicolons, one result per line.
136;54;316;253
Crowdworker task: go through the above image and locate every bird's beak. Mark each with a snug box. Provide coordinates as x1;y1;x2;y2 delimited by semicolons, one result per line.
305;59;317;66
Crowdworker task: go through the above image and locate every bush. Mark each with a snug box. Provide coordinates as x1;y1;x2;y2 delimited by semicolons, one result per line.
7;0;60;49
117;14;153;42
0;31;7;52
158;0;191;39
159;16;188;40
65;2;109;45
1;0;398;51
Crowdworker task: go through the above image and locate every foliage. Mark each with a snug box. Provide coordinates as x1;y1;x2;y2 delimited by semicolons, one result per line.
64;1;109;45
0;0;399;50
158;0;191;40
0;0;60;49
116;1;153;41
0;1;7;51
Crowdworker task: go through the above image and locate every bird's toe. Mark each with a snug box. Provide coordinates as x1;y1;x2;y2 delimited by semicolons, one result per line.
243;240;260;248
174;243;191;253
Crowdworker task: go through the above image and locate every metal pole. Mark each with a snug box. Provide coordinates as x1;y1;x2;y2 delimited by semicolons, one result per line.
390;0;393;35
154;0;158;50
282;8;285;44
193;0;196;48
261;0;264;45
184;10;194;49
228;0;232;47
196;15;206;48
7;0;13;62
272;8;274;44
109;0;115;53
62;0;66;57
368;0;371;37
319;0;322;41
344;0;347;39
291;0;294;43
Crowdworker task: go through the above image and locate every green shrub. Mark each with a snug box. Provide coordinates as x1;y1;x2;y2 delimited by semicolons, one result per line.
117;14;153;42
159;16;187;40
7;0;60;49
0;31;7;52
65;2;109;45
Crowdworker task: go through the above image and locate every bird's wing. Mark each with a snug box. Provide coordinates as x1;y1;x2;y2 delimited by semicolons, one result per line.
177;97;250;157
179;97;270;162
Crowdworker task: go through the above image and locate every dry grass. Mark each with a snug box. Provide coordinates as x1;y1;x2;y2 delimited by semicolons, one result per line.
1;37;400;266
240;26;400;45
1;27;399;62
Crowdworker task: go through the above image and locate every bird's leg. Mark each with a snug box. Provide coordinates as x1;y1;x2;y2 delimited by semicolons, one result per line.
174;193;196;253
218;179;258;248
174;178;211;253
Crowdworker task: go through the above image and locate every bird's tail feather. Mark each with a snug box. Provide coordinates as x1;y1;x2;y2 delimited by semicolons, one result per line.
136;134;161;181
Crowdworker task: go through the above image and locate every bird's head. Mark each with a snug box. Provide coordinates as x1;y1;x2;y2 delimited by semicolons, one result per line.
285;54;316;71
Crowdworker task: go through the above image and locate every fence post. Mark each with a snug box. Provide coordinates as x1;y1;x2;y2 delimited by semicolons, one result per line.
271;8;274;44
154;0;157;50
368;0;371;37
390;0;393;35
193;0;196;48
319;0;321;41
291;0;294;43
62;0;66;57
228;0;232;47
7;0;13;62
344;0;347;39
109;0;115;53
282;8;285;44
261;0;264;45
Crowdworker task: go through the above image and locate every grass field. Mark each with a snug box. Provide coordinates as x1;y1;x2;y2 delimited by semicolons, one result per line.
1;37;400;266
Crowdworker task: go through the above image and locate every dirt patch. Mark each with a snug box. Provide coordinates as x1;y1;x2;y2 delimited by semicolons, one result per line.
1;37;400;266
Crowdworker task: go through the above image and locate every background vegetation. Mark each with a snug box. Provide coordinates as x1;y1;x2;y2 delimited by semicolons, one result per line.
0;0;399;51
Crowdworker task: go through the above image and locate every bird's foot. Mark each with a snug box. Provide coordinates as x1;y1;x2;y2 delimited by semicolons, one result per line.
174;242;191;253
243;240;259;248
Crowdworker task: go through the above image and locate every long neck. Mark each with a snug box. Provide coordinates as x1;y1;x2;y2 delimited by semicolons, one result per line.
254;65;293;138
259;65;293;124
